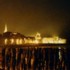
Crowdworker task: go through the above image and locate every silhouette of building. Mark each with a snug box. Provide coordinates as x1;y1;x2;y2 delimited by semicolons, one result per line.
0;24;66;46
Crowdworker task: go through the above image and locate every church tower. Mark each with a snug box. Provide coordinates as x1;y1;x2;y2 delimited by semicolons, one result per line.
4;24;8;33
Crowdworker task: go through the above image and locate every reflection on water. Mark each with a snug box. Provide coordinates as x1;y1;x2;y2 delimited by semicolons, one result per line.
0;45;70;70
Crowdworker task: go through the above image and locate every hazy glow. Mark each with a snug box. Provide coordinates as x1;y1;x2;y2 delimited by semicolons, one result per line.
13;33;17;35
24;38;28;43
28;40;33;43
58;47;62;60
35;32;41;40
4;24;8;33
42;36;66;44
31;58;34;66
34;40;39;44
0;0;69;38
19;39;23;44
25;57;28;64
5;38;8;45
10;38;14;44
16;39;20;45
4;33;66;45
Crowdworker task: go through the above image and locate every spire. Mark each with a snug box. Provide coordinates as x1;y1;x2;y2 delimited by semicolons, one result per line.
4;24;8;33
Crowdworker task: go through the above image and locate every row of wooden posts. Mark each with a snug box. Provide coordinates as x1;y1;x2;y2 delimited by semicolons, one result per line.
0;46;69;70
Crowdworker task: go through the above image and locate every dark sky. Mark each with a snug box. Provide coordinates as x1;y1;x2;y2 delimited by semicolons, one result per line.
0;0;70;37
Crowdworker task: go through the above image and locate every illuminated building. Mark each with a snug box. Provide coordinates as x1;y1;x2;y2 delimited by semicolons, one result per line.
0;24;66;46
35;32;41;40
35;32;42;43
0;24;67;70
42;36;66;44
24;37;35;44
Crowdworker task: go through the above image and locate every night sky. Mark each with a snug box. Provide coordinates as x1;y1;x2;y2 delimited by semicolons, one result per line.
0;0;70;38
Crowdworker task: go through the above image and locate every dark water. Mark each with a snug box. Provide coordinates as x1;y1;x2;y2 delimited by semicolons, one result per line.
0;46;70;70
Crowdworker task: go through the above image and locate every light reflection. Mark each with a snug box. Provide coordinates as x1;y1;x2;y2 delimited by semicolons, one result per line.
58;47;62;61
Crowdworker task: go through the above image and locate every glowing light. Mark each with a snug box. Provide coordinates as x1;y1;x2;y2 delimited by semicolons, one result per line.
24;38;28;43
58;39;66;44
16;39;20;45
13;32;17;35
4;38;8;45
58;47;62;60
19;39;23;44
28;40;33;43
3;32;66;45
42;38;49;43
10;38;14;44
25;57;28;64
24;38;34;44
42;38;54;43
34;40;39;44
4;24;8;33
42;36;66;44
35;32;41;40
31;58;34;66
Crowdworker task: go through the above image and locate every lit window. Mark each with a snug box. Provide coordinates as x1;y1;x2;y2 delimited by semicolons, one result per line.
16;39;20;45
10;38;14;44
24;38;28;43
20;39;23;44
